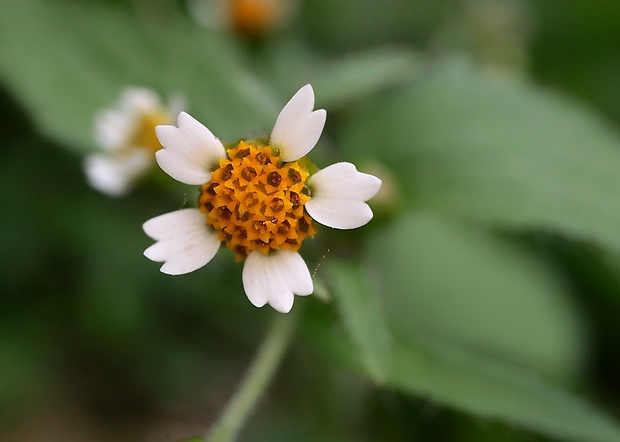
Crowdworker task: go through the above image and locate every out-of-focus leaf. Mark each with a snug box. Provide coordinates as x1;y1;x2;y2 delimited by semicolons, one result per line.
328;262;392;382
366;212;585;379
341;59;620;251
302;0;451;53
302;221;615;441
383;338;620;442
0;0;278;152
305;292;620;442
0;331;51;413
530;0;620;120
312;49;426;109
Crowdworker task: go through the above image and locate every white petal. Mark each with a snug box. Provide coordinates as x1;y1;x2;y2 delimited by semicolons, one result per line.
270;84;326;162
305;162;382;230
143;208;221;275
84;150;152;197
155;150;213;185
242;250;313;313
143;208;206;240
120;87;161;113
94;109;133;151
94;87;161;151
155;112;226;185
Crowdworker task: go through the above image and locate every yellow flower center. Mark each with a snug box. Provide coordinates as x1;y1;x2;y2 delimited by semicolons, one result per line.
230;0;281;37
130;110;171;153
199;141;316;260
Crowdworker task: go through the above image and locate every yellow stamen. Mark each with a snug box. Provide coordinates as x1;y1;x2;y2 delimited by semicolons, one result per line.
130;110;171;153
199;141;316;260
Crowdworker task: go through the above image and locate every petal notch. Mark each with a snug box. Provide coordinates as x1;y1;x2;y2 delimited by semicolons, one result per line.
155;112;226;185
143;208;221;275
271;85;326;162
306;162;382;229
242;250;313;313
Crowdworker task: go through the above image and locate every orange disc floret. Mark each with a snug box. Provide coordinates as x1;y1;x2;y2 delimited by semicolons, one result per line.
230;0;281;38
199;141;316;260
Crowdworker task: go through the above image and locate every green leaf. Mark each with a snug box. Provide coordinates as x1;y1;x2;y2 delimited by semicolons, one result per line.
0;0;278;152
307;207;615;439
384;338;620;442
312;49;426;109
305;261;620;442
341;59;620;251
367;212;585;379
328;261;392;382
302;0;448;53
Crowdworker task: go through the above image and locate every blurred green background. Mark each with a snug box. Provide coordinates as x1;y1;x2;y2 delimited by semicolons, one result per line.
2;0;620;441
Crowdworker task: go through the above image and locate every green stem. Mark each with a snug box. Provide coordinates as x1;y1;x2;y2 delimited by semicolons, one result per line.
205;312;297;442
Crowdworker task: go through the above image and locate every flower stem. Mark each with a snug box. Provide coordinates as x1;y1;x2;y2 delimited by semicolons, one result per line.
205;312;297;442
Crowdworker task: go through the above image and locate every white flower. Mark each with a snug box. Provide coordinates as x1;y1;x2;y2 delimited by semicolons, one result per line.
143;85;381;313
84;87;183;196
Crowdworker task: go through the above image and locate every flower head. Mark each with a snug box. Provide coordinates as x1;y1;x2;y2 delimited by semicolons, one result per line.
143;85;381;313
189;0;296;39
84;87;182;196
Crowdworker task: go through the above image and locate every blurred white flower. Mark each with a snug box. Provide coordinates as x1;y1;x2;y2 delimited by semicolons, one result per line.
143;85;381;313
84;87;183;196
